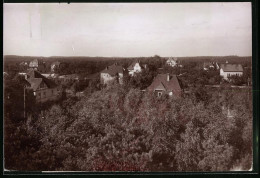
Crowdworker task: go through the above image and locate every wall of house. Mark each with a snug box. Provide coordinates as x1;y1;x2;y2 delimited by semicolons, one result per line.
129;63;142;76
220;69;243;79
167;60;177;67
118;73;123;85
35;87;60;103
101;72;124;85
100;73;115;84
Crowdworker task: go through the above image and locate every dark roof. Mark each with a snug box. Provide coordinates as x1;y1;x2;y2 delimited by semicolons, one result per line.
220;64;243;72
85;72;100;80
147;74;182;95
26;70;57;91
127;62;137;70
101;64;124;76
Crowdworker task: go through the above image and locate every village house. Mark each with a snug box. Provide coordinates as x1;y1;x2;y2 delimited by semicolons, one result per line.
166;57;178;67
203;62;214;70
42;73;59;79
147;73;183;97
58;74;79;82
127;61;147;76
203;61;219;70
29;59;39;70
100;63;124;85
25;70;60;103
28;59;46;72
51;61;61;73
220;64;243;80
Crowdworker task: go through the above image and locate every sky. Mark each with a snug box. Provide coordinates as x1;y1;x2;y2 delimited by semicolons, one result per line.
3;3;252;57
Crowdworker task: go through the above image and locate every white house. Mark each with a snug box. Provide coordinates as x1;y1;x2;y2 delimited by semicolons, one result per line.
220;64;243;80
166;57;178;67
127;61;142;76
51;61;61;72
100;63;124;85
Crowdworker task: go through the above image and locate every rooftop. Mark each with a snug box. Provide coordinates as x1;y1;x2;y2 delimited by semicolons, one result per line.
101;63;124;76
147;74;182;94
220;64;243;72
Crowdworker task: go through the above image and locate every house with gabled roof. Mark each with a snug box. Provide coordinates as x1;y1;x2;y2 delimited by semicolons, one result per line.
51;61;61;72
147;73;183;97
127;61;146;76
100;63;124;85
28;59;46;72
203;61;219;70
29;59;39;70
219;64;243;80
166;57;178;67
25;70;60;103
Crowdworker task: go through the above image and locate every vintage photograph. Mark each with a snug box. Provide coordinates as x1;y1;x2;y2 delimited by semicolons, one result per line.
3;3;253;172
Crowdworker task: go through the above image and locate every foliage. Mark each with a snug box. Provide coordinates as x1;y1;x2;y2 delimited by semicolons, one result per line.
4;82;253;171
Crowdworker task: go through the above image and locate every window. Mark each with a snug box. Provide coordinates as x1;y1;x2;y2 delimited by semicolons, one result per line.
38;92;41;98
43;92;46;98
158;92;162;97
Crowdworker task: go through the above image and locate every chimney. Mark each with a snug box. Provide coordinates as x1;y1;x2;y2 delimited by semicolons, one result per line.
167;73;170;81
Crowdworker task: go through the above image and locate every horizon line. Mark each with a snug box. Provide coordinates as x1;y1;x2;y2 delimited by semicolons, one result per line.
3;54;252;58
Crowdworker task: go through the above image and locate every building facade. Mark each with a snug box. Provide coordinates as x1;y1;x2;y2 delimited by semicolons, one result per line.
25;70;60;103
128;61;142;76
51;61;61;72
147;73;182;97
100;63;124;85
219;64;243;80
166;57;178;67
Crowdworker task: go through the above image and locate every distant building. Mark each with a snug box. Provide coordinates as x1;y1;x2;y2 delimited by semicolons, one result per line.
58;74;79;82
203;62;215;70
29;59;39;70
127;61;146;76
100;63;124;85
28;59;46;72
25;70;60;103
166;57;178;67
20;61;28;66
220;64;243;80
42;73;59;79
51;61;61;72
147;73;182;97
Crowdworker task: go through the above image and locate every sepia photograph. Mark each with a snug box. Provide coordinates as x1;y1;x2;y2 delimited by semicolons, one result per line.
3;2;253;172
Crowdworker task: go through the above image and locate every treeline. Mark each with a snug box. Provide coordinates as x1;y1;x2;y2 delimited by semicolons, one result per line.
4;55;252;75
4;80;252;171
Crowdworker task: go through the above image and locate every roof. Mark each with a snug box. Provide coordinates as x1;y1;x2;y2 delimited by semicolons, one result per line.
147;74;182;94
85;72;100;80
220;64;243;72
26;70;57;91
127;62;137;70
128;61;144;70
101;63;124;76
